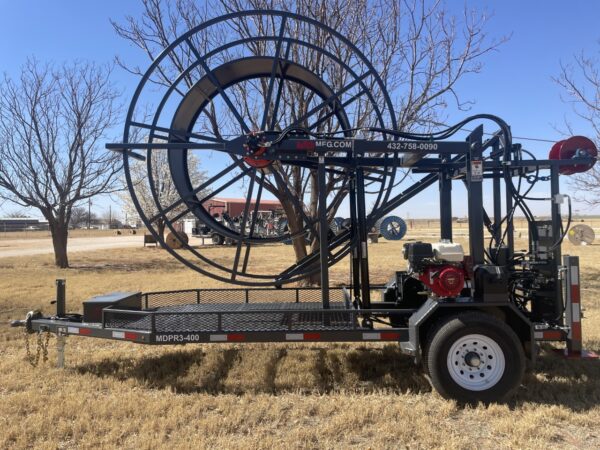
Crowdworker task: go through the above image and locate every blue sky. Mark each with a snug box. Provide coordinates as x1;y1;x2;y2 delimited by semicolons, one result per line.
1;1;599;219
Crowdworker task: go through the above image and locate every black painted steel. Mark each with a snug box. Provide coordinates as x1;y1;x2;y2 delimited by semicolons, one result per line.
103;10;594;331
55;279;66;317
439;169;452;241
467;126;485;266
550;166;564;325
492;142;502;245
115;10;398;286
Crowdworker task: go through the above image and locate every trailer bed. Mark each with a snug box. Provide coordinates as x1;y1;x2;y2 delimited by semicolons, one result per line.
105;301;357;333
29;286;414;345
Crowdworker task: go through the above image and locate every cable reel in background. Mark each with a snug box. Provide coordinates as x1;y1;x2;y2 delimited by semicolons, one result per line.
568;224;595;246
330;217;346;236
379;216;407;241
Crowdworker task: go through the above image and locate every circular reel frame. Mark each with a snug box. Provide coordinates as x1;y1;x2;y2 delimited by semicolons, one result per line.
121;10;399;285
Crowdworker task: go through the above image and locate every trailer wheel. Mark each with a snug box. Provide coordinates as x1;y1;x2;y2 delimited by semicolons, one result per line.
425;312;524;404
211;233;224;245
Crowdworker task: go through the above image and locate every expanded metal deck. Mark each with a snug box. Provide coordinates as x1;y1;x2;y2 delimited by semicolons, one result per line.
104;301;357;333
95;286;366;334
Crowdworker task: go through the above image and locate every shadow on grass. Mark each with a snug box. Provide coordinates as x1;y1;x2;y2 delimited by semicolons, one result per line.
69;260;183;273
74;343;600;409
75;344;431;396
509;346;600;411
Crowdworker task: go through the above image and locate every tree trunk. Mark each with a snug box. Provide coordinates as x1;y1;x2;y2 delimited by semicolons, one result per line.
50;221;69;268
280;201;322;286
157;219;166;238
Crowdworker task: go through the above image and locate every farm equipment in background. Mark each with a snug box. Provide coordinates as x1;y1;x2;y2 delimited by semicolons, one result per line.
12;10;600;404
374;215;408;241
201;208;289;244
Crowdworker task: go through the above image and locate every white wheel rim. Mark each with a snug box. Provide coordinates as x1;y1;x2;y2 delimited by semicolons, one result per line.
446;333;505;391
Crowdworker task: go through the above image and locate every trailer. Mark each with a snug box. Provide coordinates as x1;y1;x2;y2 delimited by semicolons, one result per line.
12;10;599;404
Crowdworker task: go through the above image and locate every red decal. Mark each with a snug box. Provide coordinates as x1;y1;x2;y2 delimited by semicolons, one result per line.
571;323;582;341
303;333;321;340
124;332;139;340
381;332;401;340
79;328;92;336
227;334;246;342
542;330;564;340
571;285;580;303
295;140;316;150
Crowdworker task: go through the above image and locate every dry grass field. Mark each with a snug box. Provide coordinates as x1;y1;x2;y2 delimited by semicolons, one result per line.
1;227;600;449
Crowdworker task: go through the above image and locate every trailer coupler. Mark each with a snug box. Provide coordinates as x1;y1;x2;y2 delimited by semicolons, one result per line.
10;310;43;333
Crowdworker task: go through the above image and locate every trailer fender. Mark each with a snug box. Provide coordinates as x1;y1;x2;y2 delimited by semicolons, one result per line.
400;298;534;365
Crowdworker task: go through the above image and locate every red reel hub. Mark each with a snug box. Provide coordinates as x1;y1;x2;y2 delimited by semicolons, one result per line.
548;136;597;175
243;132;272;168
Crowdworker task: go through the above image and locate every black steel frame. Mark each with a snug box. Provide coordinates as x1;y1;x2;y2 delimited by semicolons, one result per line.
107;9;590;302
110;9;399;286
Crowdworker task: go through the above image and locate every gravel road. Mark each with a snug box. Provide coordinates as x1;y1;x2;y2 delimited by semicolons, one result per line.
0;235;142;258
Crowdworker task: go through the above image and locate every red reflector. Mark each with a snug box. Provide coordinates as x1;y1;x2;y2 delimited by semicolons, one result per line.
79;328;92;336
380;332;401;340
227;334;246;342
124;332;139;340
543;330;564;340
571;323;582;341
303;333;321;340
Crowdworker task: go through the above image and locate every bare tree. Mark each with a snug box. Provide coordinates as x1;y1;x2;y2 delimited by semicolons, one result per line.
556;49;600;205
120;150;208;237
70;206;88;229
5;210;29;218
0;59;121;267
70;206;100;229
113;0;504;282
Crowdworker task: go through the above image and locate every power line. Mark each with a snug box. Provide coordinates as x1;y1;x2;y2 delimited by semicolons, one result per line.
459;127;557;144
508;135;557;144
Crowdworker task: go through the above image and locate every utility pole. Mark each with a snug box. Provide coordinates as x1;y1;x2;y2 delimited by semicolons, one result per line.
88;199;91;230
109;205;112;230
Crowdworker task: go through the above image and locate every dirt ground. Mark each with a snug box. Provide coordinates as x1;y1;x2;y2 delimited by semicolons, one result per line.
0;231;216;258
0;235;142;258
1;228;599;449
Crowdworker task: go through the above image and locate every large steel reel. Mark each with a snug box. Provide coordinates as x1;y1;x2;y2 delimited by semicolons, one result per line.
121;10;399;285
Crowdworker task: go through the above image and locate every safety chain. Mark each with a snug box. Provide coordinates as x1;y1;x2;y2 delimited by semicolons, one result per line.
23;328;51;367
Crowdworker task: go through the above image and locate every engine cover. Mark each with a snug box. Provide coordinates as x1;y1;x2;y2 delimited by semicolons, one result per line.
419;265;465;298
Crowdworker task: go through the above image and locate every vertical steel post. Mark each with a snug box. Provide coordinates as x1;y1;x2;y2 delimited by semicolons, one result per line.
317;156;330;309
563;255;582;355
56;279;66;317
439;168;452;241
467;126;485;266
504;145;514;258
492;143;502;245
356;168;371;308
551;166;564;324
56;334;66;369
348;176;361;303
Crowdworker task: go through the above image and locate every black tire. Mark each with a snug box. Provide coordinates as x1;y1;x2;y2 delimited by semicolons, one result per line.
211;233;224;245
425;312;525;404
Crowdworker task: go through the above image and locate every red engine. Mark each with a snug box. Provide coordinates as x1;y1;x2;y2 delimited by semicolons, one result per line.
419;265;465;298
